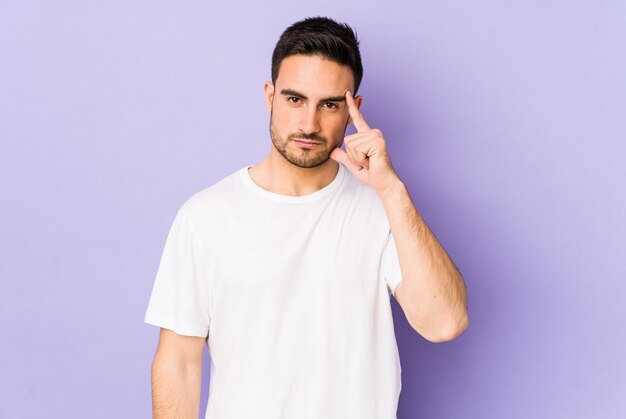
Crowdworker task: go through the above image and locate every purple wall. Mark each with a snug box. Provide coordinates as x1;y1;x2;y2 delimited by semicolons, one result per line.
1;1;624;418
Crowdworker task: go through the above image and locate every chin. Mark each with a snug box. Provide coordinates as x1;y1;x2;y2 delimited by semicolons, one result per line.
286;152;330;169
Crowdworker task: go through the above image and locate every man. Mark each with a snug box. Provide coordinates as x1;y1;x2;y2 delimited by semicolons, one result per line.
144;16;468;419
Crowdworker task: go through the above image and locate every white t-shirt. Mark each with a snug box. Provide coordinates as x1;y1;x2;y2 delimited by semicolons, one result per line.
144;163;404;419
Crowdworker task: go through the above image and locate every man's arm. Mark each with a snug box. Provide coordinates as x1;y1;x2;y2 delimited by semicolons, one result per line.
329;90;468;343
378;181;469;343
151;328;206;418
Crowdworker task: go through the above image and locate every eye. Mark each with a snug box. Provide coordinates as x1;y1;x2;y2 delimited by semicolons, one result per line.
287;97;301;104
323;102;339;109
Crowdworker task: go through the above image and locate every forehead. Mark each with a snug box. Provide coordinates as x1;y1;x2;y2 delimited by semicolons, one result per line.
276;54;354;96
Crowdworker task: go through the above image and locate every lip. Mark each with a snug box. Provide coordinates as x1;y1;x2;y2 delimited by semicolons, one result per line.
293;140;322;148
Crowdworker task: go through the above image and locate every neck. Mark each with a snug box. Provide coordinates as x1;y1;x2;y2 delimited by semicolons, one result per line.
248;150;340;197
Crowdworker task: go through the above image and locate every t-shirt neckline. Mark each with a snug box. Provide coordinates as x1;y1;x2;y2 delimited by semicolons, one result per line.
239;163;346;204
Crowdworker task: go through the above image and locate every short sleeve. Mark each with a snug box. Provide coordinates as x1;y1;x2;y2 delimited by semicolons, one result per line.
382;230;403;298
144;208;212;337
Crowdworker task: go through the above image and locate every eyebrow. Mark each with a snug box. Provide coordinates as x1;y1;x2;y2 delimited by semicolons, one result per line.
280;88;346;103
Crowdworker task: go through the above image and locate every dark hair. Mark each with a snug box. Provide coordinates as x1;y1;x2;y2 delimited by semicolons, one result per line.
271;16;363;95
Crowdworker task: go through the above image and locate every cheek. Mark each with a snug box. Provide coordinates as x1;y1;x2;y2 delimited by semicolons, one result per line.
331;111;350;131
321;111;346;126
273;106;299;126
327;113;348;132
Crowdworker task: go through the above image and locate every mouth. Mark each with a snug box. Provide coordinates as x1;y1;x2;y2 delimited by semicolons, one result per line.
293;139;323;148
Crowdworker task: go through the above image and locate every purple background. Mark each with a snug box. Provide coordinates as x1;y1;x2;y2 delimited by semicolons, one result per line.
1;1;625;418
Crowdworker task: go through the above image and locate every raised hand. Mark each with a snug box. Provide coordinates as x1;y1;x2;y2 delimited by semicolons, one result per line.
330;90;401;195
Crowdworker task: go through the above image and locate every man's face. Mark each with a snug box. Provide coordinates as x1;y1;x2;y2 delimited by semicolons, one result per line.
264;54;361;169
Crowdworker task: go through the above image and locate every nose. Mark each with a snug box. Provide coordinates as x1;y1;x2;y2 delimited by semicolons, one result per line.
297;105;321;135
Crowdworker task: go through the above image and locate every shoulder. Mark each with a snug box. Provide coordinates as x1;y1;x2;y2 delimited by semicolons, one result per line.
340;168;390;230
178;167;244;223
342;168;386;204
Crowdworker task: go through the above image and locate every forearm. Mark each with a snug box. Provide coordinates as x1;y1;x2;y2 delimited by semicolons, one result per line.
151;354;202;419
378;179;468;341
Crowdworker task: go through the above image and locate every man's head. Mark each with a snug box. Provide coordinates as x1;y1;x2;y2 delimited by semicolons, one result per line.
264;16;364;169
271;16;363;97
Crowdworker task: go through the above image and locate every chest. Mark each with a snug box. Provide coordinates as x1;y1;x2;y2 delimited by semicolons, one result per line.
211;201;389;297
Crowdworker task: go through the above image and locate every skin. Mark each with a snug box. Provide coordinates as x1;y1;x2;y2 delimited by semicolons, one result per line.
151;328;204;418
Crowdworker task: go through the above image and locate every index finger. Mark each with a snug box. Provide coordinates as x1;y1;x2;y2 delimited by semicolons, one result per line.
346;90;370;132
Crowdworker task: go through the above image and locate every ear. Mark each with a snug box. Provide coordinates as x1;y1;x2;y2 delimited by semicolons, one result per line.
347;94;363;125
264;81;275;113
354;94;363;110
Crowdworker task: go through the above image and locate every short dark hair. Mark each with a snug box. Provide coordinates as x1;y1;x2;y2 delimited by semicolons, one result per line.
271;16;364;95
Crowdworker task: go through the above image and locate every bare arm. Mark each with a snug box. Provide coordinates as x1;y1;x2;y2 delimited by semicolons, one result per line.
329;90;468;343
378;180;469;343
151;328;206;419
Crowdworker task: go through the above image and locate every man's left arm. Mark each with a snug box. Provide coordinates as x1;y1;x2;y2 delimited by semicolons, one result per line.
330;90;469;343
377;180;469;343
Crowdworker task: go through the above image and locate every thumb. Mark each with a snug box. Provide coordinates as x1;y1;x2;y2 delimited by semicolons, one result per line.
330;146;361;172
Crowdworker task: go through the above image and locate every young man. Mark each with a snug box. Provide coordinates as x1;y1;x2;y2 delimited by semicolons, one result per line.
145;16;468;419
